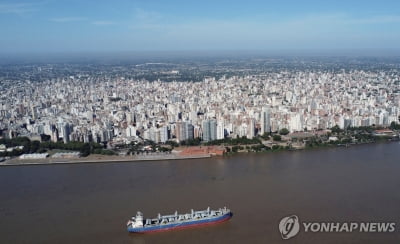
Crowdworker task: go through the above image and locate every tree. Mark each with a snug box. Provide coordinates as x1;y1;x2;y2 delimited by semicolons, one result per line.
80;143;91;157
331;125;342;134
166;140;179;147
273;135;282;141
390;121;400;130
93;149;116;155
279;128;289;135
260;132;270;140
272;145;281;150
181;138;201;146
40;134;51;142
30;140;40;153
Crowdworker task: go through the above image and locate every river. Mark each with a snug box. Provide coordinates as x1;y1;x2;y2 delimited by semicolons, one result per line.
1;142;399;243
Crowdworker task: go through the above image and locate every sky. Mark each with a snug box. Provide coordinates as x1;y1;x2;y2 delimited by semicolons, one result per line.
1;0;400;53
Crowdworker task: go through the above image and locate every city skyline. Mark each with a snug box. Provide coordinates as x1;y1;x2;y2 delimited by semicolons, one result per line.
1;61;399;148
1;0;400;53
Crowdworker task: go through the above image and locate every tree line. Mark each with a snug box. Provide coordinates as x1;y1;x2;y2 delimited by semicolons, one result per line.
0;137;113;157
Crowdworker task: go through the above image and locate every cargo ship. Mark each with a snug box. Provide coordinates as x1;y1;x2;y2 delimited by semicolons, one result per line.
127;207;232;233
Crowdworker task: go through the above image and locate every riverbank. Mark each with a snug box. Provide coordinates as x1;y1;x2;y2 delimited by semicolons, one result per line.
0;153;211;166
221;138;399;157
2;138;398;167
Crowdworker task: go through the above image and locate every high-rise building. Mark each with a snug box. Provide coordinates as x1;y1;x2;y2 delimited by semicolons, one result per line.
100;129;109;142
202;119;217;142
289;113;303;132
62;123;71;143
51;125;58;142
194;125;202;139
154;128;161;143
217;119;225;139
31;105;37;120
186;122;194;140
160;125;169;143
175;121;194;142
260;107;271;135
143;129;150;141
210;119;217;141
147;127;161;143
247;118;255;139
202;120;210;142
344;118;352;129
126;125;137;137
175;122;185;142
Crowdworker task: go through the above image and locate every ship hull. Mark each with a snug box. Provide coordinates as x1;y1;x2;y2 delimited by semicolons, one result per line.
128;212;232;233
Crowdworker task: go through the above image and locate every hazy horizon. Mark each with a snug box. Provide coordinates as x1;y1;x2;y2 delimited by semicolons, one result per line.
1;0;400;53
2;48;400;63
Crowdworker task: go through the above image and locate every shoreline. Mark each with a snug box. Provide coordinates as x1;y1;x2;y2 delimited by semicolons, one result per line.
0;154;211;167
1;139;398;167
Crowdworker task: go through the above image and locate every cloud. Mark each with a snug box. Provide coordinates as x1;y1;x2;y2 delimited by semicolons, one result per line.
0;2;37;14
92;20;115;26
50;17;87;23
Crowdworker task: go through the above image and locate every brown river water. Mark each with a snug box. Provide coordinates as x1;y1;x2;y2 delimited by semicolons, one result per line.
1;142;399;244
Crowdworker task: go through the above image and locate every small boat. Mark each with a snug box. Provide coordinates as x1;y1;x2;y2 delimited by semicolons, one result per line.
127;207;232;233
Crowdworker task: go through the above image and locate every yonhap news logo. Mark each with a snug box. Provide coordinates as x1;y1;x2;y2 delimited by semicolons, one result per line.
278;215;396;240
279;215;300;240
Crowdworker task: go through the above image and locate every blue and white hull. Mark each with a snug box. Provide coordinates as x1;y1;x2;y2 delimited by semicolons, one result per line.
127;207;232;233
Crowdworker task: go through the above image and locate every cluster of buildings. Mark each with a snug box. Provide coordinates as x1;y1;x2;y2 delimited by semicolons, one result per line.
0;69;399;145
